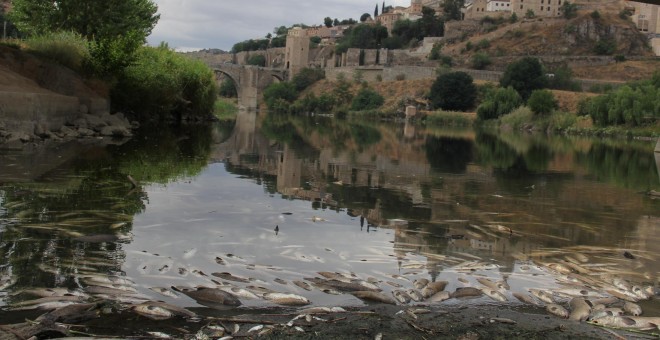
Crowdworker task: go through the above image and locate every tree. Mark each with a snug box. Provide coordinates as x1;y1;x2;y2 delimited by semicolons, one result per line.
442;0;465;21
561;1;578;19
333;18;340;26
351;87;385;111
247;54;266;66
382;2;386;14
263;82;298;109
219;79;237;98
375;4;379;18
9;0;159;41
291;67;325;92
324;17;333;28
429;71;477;111
360;13;372;22
527;89;558;115
476;86;522;120
500;57;546;100
471;52;491;70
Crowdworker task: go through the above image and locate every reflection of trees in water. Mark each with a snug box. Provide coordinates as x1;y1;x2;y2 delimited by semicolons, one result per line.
576;143;660;190
0;123;216;295
425;136;473;174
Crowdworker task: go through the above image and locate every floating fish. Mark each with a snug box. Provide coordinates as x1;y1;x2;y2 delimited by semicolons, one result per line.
413;278;429;290
407;289;423;302
173;287;241;307
428;291;450;303
481;288;507;302
476;278;506;293
421;281;448;298
568;297;591;322
392;290;411;304
133;304;174;320
352;291;396;305
149;287;179;299
293;281;313;291
219;287;260;300
211;272;250;283
623;302;642;316
529;289;555;304
512;293;537;305
589;316;658;330
305;278;380;292
300;306;346;314
450;287;483;299
546;304;569;319
263;293;310;306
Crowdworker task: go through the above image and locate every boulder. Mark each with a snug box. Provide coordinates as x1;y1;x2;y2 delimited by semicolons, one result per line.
83;114;107;131
77;128;95;137
79;104;89;115
101;112;130;128
99;126;132;137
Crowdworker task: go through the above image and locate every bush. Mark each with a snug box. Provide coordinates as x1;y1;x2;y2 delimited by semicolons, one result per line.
263;82;298;110
527;89;558;115
561;1;578;19
246;54;266;66
292;67;325;92
510;13;518;23
476;86;523;120
429;71;477;111
500;106;533;129
590;11;601;19
471;52;492;70
24;31;90;72
500;57;546;100
614;54;626;63
594;39;617;55
546;65;581;91
475;39;490;51
351;87;384;111
112;45;217;121
584;81;660;126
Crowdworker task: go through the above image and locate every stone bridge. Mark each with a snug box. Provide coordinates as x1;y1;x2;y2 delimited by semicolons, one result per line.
210;63;287;110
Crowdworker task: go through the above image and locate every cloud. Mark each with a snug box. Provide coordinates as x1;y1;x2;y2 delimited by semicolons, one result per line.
148;0;409;51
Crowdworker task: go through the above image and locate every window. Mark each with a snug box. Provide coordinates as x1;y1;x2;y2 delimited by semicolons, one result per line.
548;0;551;3
541;6;544;10
541;0;544;3
520;4;523;9
548;6;550;11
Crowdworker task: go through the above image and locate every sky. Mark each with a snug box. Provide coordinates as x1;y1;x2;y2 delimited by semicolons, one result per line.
147;0;409;52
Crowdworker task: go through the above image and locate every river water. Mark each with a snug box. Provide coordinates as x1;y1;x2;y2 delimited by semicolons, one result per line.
1;112;659;331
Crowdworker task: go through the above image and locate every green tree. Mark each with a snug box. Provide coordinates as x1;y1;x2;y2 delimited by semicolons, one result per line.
375;4;379;18
324;17;333;28
263;82;298;111
9;0;158;40
360;13;372;22
247;54;266;66
525;9;536;19
527;89;558;115
476;86;522;120
219;78;237;98
351;87;385;111
471;52;491;70
429;71;477;111
291;67;325;92
561;1;578;19
500;57;547;100
442;0;465;21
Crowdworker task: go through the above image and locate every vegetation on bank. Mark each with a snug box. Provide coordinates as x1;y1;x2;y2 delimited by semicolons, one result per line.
5;0;218;122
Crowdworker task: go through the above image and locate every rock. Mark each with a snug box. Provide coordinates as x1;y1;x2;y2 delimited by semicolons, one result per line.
100;126;132;137
34;124;49;138
72;118;88;129
83;114;107;131
77;128;95;137
102;112;130;128
19;134;32;143
131;121;140;129
79;104;89;115
59;126;79;138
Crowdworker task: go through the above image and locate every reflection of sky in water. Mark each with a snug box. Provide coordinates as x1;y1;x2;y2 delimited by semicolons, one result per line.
125;163;402;307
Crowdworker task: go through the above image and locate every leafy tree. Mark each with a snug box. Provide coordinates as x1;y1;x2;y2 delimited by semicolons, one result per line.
545;65;581;91
442;0;465;21
509;13;518;23
333;18;341;26
360;13;372;22
594;38;617;55
561;1;578;19
263;82;298;110
527;89;558;115
219;78;237;98
525;9;535;19
291;67;325;92
351;87;384;111
9;0;158;41
500;57;546;100
324;17;333;28
247;54;266;66
429;71;477;111
336;23;388;53
476;86;522;120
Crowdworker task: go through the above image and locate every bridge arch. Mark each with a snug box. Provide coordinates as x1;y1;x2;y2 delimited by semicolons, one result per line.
211;64;287;110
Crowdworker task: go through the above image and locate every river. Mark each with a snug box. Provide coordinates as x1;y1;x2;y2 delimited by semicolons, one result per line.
1;112;659;337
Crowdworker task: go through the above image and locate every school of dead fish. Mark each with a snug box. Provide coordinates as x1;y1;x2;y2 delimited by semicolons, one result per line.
1;204;659;336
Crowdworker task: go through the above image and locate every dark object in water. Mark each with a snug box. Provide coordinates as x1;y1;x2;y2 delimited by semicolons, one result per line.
274;225;279;235
173;287;241;307
623;251;635;260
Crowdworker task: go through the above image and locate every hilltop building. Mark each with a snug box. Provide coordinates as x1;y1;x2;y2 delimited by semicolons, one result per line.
626;0;660;55
284;27;309;78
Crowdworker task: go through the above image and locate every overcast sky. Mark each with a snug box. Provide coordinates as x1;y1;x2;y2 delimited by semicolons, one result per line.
147;0;409;52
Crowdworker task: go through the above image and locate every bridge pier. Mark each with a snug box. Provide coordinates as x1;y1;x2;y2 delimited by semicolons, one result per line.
213;64;286;112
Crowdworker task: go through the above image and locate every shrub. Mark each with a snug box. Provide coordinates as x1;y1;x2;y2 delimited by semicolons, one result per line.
396;73;406;81
465;41;473;51
112;45;217;121
510;13;518;23
292;67;325;92
527;89;558;115
584;81;660;126
263;82;298;110
429;71;477;111
246;54;266;66
351;87;384;111
590;11;601;19
614;54;626;63
594;39;617;55
476;86;523;120
475;39;490;50
561;1;578;19
525;10;535;19
499;106;533;129
546;65;581;91
471;52;492;70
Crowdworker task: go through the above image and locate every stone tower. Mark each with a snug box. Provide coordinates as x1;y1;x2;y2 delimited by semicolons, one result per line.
410;0;423;13
284;27;310;80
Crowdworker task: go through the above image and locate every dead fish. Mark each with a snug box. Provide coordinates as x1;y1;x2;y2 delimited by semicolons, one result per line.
246;286;276;294
219;287;260;300
553;288;603;299
215;257;226;265
529;289;555;304
481;288;507;302
300;306;346;314
632;285;651;300
546;304;569;319
421;281;448;298
11;295;86;308
173;287;242;307
10;288;86;298
477;278;506;293
305;278;379;292
407;289;423;302
144;301;196;318
211;272;250;283
248;325;264;333
589;309;621;321
274;278;288;285
386;281;403;288
263;293;310;306
10;301;80;311
547;263;574;275
590;297;619;306
457;277;470;285
589;316;658;330
352;291;397;305
149;287;179;299
413;278;429;290
450;287;483;299
568;297;591;322
606;289;640;302
133;304;174;320
513;293;537;305
429;291;450;303
491;317;517;325
623;302;642;316
392;290;411;304
293;281;313;291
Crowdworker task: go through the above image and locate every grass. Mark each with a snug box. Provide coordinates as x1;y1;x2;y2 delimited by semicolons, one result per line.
24;31;90;72
213;98;238;121
425;110;475;127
